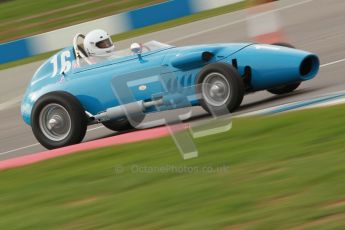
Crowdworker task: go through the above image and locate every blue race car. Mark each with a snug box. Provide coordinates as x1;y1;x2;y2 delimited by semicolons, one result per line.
21;34;319;149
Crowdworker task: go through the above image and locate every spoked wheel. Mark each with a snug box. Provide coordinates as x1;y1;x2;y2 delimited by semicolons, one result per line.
268;42;301;95
197;62;244;113
31;92;87;149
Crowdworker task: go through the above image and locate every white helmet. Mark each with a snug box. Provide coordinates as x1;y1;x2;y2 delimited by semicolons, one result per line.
84;29;115;57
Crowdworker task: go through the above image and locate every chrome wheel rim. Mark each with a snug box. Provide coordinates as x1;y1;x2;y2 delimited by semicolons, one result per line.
39;103;71;141
202;72;231;107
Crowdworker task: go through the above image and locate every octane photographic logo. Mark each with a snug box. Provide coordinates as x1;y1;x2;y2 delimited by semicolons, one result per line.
111;68;232;160
114;164;230;175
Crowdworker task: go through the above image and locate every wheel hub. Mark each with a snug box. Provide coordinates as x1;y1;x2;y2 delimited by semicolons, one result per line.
39;104;72;141
202;73;231;107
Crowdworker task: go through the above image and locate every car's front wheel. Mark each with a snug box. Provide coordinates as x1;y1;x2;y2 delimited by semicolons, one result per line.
31;92;87;149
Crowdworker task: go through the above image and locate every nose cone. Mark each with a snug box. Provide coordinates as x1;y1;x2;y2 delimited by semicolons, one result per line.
234;44;320;90
299;54;320;80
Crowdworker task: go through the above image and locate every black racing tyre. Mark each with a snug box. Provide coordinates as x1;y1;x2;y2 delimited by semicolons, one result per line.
267;42;301;95
196;62;245;113
31;91;87;149
271;42;295;49
102;114;144;132
267;82;301;95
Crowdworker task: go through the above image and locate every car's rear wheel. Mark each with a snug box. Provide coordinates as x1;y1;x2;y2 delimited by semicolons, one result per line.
271;42;295;49
196;62;244;113
267;82;301;95
268;42;301;95
31;92;87;149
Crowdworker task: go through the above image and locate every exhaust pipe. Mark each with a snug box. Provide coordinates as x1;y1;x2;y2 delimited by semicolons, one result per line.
93;99;163;123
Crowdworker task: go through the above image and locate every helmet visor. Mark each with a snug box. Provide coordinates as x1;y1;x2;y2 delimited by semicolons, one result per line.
96;38;113;49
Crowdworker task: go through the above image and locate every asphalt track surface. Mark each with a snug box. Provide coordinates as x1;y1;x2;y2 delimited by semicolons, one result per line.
0;0;345;160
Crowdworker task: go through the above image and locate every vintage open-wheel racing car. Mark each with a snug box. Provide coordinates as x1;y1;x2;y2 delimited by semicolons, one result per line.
21;34;319;149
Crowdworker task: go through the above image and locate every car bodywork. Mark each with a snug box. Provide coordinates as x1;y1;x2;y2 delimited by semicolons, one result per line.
21;40;319;125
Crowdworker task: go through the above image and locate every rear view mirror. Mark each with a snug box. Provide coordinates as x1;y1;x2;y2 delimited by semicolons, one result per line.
130;43;143;55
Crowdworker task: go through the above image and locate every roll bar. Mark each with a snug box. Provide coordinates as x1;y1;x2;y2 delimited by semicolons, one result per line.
73;33;92;66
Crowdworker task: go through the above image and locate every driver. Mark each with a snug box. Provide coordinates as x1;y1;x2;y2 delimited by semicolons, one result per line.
83;29;115;62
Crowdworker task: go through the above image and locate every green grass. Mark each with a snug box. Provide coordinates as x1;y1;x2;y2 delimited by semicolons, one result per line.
1;105;345;229
0;0;165;42
0;1;247;71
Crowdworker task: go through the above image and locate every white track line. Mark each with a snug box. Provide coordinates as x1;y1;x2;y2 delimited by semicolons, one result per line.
168;0;313;43
0;126;104;156
320;58;345;68
0;143;40;156
87;125;104;132
0;96;22;111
